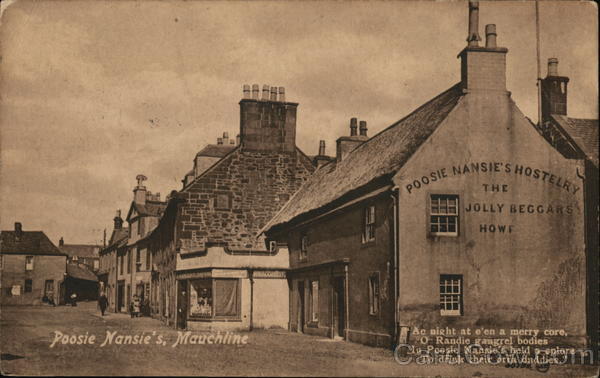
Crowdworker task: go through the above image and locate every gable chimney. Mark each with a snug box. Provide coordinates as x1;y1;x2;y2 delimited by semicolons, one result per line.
459;1;508;92
133;174;147;205
541;58;569;123
336;118;369;162
313;140;333;168
239;83;298;153
114;209;123;230
14;222;22;241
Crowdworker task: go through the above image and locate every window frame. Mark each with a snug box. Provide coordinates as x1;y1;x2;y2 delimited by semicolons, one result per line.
440;274;463;316
24;279;33;293
429;194;460;237
362;205;376;244
299;234;308;261
308;279;319;323
25;256;34;271
187;278;242;321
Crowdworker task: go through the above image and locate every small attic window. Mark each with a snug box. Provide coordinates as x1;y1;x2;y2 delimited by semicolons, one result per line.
215;194;231;210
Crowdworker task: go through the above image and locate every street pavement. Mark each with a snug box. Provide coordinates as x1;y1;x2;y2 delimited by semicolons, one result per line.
0;301;597;376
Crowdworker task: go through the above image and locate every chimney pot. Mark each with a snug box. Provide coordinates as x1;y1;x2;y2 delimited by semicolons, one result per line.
243;84;251;99
485;24;497;48
252;84;259;99
270;86;278;101
223;131;229;139
217;137;223;145
359;120;368;136
318;140;326;156
467;1;482;47
350;118;358;136
548;58;559;77
59;237;64;247
236;134;240;145
262;85;270;100
278;87;285;102
230;139;235;145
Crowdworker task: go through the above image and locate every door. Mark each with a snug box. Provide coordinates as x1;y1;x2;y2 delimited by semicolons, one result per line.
177;280;188;329
297;281;305;333
117;282;124;312
333;277;345;338
44;280;54;299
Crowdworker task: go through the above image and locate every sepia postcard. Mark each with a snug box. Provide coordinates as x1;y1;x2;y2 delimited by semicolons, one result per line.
0;0;598;376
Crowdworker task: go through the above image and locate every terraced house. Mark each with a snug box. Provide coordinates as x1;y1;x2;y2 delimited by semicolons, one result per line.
263;1;594;349
147;85;315;330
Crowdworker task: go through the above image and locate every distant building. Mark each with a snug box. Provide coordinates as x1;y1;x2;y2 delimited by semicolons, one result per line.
98;210;129;313
58;238;101;272
264;3;590;349
149;85;316;330
1;222;67;305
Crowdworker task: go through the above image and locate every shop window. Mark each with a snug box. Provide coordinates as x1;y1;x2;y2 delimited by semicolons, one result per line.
368;273;380;315
25;256;34;271
189;279;213;318
309;280;319;322
24;279;33;293
214;279;239;317
300;234;308;261
430;194;459;236
440;274;463;316
362;205;375;243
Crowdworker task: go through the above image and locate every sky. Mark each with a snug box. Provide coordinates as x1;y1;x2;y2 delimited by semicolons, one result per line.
0;0;597;245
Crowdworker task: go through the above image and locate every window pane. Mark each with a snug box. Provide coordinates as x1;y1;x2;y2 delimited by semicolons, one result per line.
189;279;212;317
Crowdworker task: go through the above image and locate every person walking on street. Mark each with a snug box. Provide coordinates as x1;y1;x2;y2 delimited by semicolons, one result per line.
98;292;108;316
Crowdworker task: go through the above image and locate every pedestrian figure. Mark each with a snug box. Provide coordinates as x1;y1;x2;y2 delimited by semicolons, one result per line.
98;292;108;316
132;295;141;317
70;293;77;306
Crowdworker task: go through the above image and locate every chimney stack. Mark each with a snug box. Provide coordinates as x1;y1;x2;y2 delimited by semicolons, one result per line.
541;58;569;122
217;137;223;145
278;87;285;102
262;85;270;100
252;84;259;99
133;175;148;205
318;140;326;156
243;84;251;99
114;209;123;230
485;24;496;49
59;237;64;246
359;120;368;137
350;118;358;136
467;1;481;47
14;222;22;241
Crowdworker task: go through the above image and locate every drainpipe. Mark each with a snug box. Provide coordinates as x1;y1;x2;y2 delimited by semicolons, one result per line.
575;164;592;348
249;270;254;331
391;186;400;348
344;265;349;341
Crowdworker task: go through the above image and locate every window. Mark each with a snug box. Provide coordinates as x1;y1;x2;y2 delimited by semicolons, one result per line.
430;195;459;236
215;194;230;210
146;250;151;271
24;279;32;293
119;254;124;275
300;235;308;261
135;249;141;272
368;273;380;315
362;205;375;243
309;280;319;322
188;279;240;319
126;251;131;274
93;260;99;270
25;256;34;271
440;274;463;316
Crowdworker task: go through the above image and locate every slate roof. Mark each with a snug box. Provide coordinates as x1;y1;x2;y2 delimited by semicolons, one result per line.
551;115;599;166
59;244;100;258
1;231;66;256
196;144;236;158
132;201;167;217
264;83;464;231
102;227;129;253
67;263;98;281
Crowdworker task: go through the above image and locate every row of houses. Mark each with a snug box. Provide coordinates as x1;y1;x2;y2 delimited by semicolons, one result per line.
95;1;597;350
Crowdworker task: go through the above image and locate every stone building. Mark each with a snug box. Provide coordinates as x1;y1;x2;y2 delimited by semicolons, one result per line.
535;58;599;353
149;85;315;330
98;210;128;312
120;176;166;314
264;2;590;349
1;222;67;305
58;238;101;272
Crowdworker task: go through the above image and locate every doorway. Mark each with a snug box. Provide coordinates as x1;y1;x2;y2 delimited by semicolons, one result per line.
177;280;188;330
117;281;125;312
333;277;345;338
297;281;305;333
